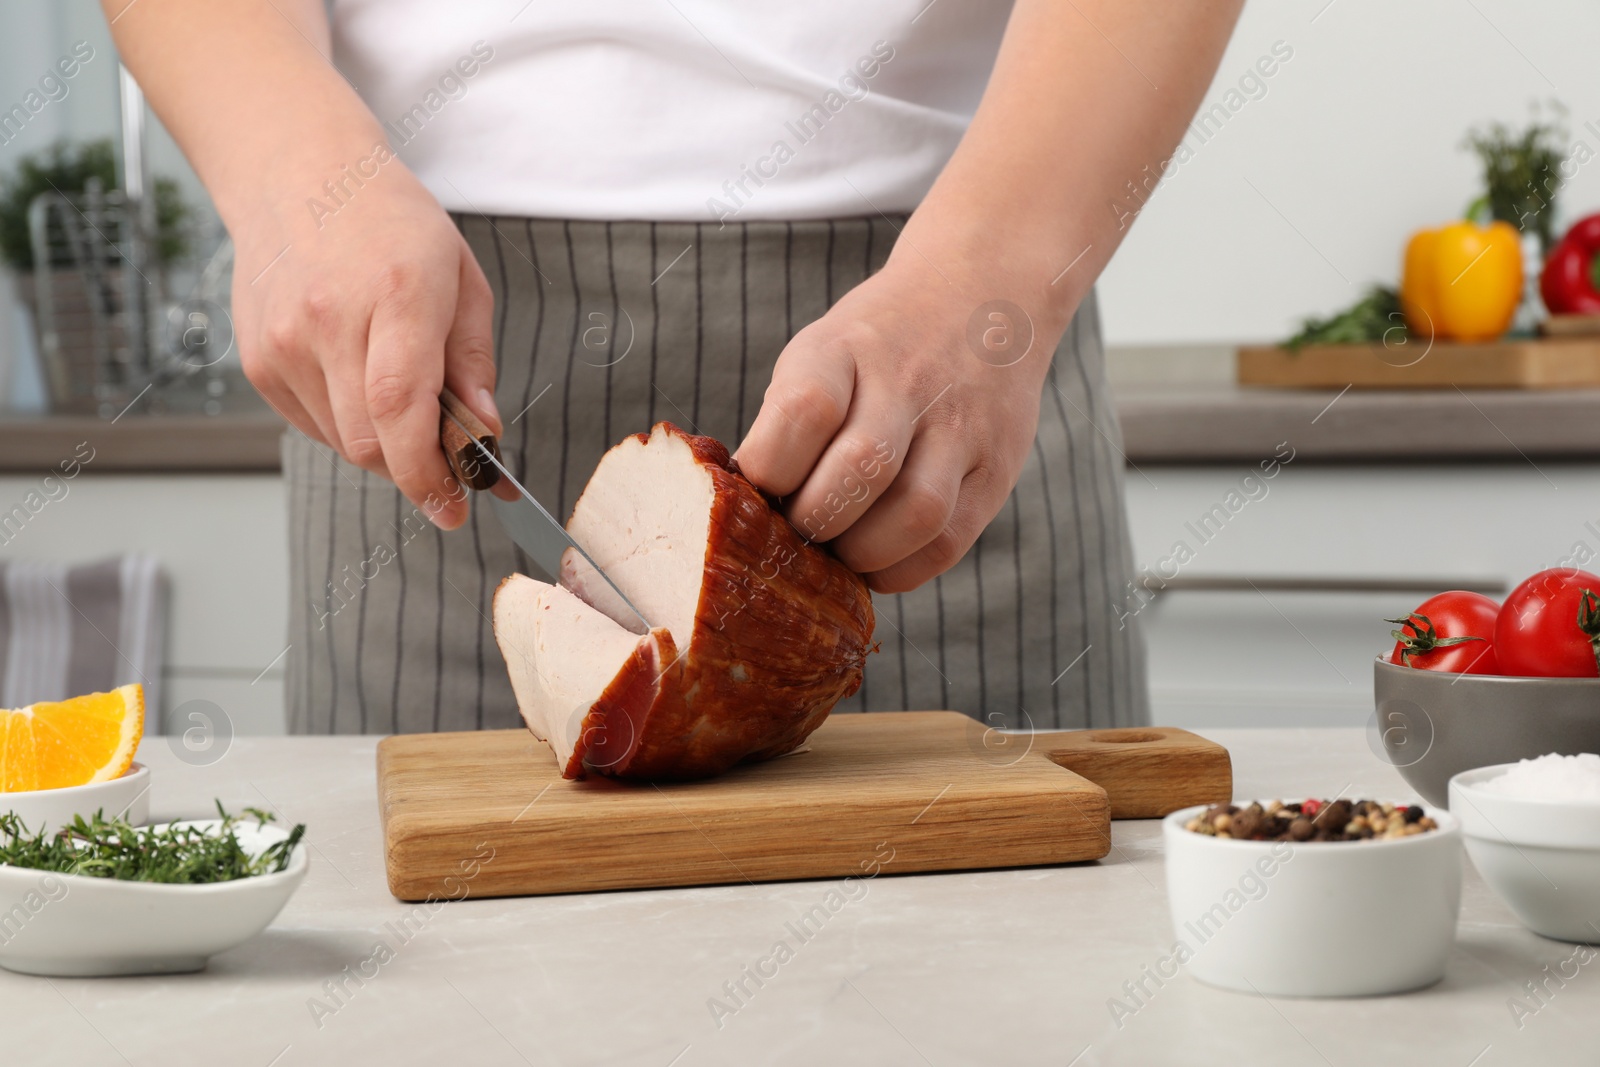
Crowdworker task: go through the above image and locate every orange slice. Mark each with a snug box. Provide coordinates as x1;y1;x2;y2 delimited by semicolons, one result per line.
0;684;144;792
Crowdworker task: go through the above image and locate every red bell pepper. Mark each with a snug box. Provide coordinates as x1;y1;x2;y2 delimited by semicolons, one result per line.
1541;214;1600;315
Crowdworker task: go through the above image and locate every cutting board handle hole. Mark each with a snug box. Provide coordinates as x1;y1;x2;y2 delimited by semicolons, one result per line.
1087;729;1165;744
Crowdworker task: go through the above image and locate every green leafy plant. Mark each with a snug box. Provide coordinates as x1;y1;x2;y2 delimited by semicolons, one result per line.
1464;104;1568;253
1282;284;1404;350
0;801;305;884
0;138;190;272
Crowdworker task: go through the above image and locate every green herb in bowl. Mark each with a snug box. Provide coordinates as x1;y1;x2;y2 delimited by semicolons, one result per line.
0;801;306;884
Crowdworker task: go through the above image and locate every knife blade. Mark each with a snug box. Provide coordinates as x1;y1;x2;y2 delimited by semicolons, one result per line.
437;391;652;633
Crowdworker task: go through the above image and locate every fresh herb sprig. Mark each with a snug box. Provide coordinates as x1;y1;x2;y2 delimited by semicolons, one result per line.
1283;285;1405;351
0;801;306;884
1464;104;1568;253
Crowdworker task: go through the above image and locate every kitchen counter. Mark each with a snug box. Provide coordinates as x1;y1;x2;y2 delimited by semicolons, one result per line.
3;729;1592;1067
0;411;286;473
1118;385;1600;463
5;383;1600;474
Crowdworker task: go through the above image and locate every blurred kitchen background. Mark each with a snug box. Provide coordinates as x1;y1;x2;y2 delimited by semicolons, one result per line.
3;0;1599;738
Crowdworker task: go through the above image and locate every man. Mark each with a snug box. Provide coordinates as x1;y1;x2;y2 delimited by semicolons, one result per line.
105;0;1243;733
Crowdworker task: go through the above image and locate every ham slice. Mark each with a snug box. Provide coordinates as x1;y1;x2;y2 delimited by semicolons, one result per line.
493;423;875;780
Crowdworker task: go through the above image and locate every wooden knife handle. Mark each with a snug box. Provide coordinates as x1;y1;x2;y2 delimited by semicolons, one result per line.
1035;727;1232;819
439;388;501;492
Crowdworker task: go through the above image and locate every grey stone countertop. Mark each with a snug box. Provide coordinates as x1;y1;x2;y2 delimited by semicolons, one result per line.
1;729;1591;1066
0;411;287;473
5;385;1600;473
1116;385;1600;463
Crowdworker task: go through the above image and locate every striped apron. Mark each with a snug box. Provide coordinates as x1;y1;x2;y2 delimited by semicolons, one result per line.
283;216;1147;734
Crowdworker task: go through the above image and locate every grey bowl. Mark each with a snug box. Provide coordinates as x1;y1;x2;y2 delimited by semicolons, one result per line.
1373;658;1600;808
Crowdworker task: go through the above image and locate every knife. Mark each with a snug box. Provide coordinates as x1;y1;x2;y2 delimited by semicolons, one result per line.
438;389;652;632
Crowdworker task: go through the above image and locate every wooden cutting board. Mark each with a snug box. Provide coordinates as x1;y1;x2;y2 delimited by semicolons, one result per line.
1540;314;1600;337
377;712;1230;900
1237;338;1600;389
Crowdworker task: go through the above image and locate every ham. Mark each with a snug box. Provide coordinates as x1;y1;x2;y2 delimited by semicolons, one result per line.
493;423;875;780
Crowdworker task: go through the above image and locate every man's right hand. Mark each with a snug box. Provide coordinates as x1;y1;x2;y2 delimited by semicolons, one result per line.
235;166;505;529
102;0;506;529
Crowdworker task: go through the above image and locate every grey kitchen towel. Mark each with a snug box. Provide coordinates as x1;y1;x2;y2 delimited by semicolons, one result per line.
0;555;165;723
285;216;1148;734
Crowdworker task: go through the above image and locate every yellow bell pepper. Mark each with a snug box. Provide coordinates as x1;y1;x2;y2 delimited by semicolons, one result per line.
1400;220;1523;342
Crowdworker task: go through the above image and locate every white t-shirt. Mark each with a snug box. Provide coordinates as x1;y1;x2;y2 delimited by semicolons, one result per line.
329;1;1010;221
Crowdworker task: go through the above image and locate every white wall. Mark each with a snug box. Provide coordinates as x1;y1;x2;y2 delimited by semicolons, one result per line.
0;1;206;213
0;4;113;158
1098;0;1600;345
0;0;215;409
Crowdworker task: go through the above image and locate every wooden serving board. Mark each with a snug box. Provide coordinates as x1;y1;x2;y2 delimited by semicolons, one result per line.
1237;339;1600;389
376;712;1230;901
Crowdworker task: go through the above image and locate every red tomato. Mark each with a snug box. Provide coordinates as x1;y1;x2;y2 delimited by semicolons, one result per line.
1495;568;1600;677
1387;591;1501;673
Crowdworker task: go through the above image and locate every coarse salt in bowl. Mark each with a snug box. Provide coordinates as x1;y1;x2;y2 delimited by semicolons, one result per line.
1474;753;1600;801
1451;755;1600;943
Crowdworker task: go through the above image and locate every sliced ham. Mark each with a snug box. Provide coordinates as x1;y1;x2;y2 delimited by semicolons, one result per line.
493;423;875;781
493;576;672;778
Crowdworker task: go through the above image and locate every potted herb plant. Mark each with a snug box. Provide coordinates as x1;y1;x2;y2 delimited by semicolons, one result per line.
0;138;189;412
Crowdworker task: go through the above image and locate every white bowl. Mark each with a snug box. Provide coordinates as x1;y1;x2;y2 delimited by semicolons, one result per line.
0;763;151;836
1450;764;1600;943
1163;803;1462;997
0;819;308;977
